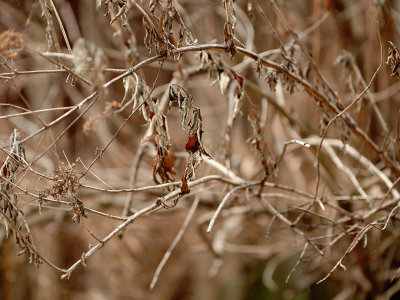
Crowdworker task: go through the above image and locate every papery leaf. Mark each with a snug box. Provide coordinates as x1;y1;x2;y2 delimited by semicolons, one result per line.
180;172;190;195
163;149;176;175
387;41;400;79
217;69;230;95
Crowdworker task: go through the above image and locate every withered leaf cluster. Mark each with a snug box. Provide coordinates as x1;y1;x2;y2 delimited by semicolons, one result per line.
141;0;196;57
1;130;26;237
37;163;85;223
200;51;244;119
143;97;176;185
223;0;237;57
96;0;139;63
0;130;40;266
169;84;211;194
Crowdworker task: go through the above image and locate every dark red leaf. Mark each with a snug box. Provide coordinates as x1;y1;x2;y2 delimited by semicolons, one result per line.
185;133;200;152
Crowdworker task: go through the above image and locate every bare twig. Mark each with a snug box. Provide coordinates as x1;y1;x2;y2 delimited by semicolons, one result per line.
150;196;200;290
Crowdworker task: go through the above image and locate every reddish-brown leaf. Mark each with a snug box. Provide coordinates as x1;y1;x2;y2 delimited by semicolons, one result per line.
231;69;244;87
185;133;200;152
163;149;176;175
180;173;190;194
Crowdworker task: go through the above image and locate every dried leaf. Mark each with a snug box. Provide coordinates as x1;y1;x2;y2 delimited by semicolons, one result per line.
185;133;200;153
231;69;244;119
224;22;236;57
255;58;263;77
143;97;175;185
265;69;278;92
387;41;400;79
163;149;176;175
180;172;190;195
217;69;231;95
152;143;176;185
223;0;237;57
169;84;194;133
170;84;211;186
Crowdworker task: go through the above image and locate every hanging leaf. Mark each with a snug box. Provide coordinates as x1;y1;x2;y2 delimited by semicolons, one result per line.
169;84;212;190
223;0;237;57
231;69;244;119
217;69;231;95
180;172;190;195
387;41;400;79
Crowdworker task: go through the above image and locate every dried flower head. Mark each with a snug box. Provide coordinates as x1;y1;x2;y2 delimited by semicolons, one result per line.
0;29;24;58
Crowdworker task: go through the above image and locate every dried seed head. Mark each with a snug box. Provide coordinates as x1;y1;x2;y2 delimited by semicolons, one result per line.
0;29;24;58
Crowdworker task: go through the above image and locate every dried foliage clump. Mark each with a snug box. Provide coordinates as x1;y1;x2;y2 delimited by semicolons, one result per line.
2;1;400;299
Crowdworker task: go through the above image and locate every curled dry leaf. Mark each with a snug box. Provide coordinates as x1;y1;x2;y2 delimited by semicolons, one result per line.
223;0;237;57
152;145;176;185
143;0;198;58
199;51;233;97
180;172;190;195
71;196;87;224
1;130;26;237
143;97;176;185
199;52;244;119
163;149;176;175
387;41;400;79
169;84;194;133
217;69;231;95
0;130;42;266
169;85;211;188
119;75;149;112
265;68;278;91
231;69;244;119
97;0;128;28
